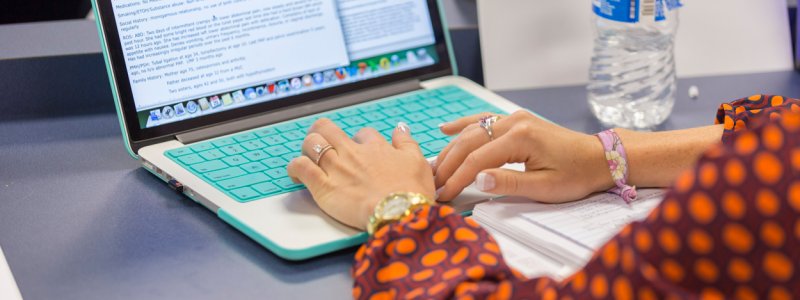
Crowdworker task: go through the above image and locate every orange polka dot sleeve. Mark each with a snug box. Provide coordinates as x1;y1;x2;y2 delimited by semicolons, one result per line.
715;94;800;144
353;97;800;299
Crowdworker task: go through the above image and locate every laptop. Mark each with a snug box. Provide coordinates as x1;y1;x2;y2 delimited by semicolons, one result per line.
92;0;527;260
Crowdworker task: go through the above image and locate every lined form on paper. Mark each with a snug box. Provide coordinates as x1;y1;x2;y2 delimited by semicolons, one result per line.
473;189;666;276
518;189;666;249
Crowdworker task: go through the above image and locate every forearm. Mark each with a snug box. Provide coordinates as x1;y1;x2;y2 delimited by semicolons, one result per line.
614;124;723;188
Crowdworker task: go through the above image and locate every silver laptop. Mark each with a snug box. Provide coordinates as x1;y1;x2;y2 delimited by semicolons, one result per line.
93;0;527;260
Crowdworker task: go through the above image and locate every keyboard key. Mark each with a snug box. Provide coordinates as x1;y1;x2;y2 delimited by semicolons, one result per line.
274;123;298;132
178;154;205;165
365;121;391;131
285;140;303;152
191;160;228;173
417;90;438;98
412;132;434;144
439;91;473;102
189;142;215;152
262;157;288;169
344;127;360;136
242;150;267;161
199;149;225;160
319;113;341;121
378;99;400;108
254;127;278;137
252;182;281;195
421;98;445;108
264;145;291;156
383;107;405;116
358;103;382;112
463;108;491;116
261;134;288;146
396;95;418;104
212;137;236;147
443;103;468;113
384;116;409;126
342;116;368;127
241;140;267;150
230;187;260;200
274;178;303;190
218;173;270;190
440;113;462;123
241;162;269;173
337;109;360;117
233;133;258;142
438;85;461;93
220;144;246;155
402;112;427;123
281;130;305;141
402;103;425;112
265;168;288;179
296;117;318;128
409;123;428;133
422;118;445;129
422;140;449;153
281;152;300;162
427;129;447;140
362;111;387;122
222;155;249;166
166;148;193;157
462;98;487;109
205;167;247;181
424;107;449;118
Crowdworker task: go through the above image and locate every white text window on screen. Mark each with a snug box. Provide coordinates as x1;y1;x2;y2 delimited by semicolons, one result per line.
113;0;350;110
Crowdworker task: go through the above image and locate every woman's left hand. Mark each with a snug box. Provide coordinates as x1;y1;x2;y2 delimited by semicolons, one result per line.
287;119;435;230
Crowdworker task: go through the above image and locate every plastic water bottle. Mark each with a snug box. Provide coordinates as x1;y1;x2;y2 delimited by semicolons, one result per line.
588;0;682;129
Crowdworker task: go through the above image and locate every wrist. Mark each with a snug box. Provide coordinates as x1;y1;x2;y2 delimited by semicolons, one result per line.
583;133;615;193
366;192;433;235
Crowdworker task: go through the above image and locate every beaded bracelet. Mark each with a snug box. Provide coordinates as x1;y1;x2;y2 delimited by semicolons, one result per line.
595;129;637;203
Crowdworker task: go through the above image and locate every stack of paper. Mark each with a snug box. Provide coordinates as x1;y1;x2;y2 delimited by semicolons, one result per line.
0;246;22;300
473;189;666;280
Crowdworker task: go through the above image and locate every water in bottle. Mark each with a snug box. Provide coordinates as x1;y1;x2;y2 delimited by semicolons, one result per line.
588;0;682;129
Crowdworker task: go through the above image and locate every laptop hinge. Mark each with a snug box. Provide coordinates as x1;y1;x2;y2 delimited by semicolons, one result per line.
176;79;423;144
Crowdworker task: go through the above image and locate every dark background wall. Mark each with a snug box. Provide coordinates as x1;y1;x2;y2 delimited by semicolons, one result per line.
0;0;92;24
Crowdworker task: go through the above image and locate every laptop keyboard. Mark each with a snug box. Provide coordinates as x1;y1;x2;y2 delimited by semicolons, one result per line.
165;85;504;203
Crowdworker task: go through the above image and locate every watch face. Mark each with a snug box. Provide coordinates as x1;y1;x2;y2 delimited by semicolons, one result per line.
380;196;411;219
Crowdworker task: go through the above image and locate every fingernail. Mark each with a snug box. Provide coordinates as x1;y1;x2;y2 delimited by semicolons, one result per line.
435;186;444;200
397;122;410;134
475;172;495;192
429;159;436;169
438;122;448;128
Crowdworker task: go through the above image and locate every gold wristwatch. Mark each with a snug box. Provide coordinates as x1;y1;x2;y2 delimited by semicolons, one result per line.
367;192;434;235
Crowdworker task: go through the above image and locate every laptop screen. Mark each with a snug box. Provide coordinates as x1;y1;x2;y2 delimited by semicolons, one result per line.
107;0;441;130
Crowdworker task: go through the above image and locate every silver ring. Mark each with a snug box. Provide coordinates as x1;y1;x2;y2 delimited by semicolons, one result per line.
478;115;500;141
312;144;334;165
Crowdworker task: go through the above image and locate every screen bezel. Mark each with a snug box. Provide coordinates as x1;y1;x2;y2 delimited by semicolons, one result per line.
94;0;453;147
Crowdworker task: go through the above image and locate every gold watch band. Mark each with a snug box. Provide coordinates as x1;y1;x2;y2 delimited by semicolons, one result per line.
366;192;434;235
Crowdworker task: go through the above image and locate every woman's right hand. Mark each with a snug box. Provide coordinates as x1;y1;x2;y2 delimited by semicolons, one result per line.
433;110;615;203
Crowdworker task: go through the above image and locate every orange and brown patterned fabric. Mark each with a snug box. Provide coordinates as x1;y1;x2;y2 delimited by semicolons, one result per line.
353;95;800;299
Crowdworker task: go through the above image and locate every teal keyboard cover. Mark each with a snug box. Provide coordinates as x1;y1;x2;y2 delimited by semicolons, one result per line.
165;85;504;203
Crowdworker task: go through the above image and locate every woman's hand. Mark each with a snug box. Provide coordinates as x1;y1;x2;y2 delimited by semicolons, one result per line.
287;119;435;230
434;110;614;203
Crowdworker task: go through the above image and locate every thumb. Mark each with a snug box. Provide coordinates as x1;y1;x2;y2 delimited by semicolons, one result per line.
475;168;554;200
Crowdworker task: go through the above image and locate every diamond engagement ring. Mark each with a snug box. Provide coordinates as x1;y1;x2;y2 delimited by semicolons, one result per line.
312;144;335;165
478;115;501;141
